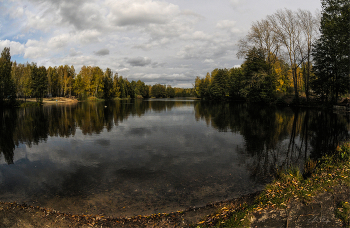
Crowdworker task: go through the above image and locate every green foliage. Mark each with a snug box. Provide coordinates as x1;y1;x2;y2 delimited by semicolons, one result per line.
311;0;350;103
30;64;48;103
195;47;278;102
103;68;114;100
210;68;229;99
165;85;175;98
151;84;166;98
2;47;190;102
0;47;16;106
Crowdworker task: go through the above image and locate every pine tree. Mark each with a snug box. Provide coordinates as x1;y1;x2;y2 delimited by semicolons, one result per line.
0;47;16;106
312;0;350;103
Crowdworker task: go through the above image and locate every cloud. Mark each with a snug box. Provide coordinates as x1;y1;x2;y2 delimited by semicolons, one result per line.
106;0;179;27
47;33;70;49
177;45;204;60
216;20;241;34
75;29;101;44
204;59;214;63
0;40;25;55
151;62;166;68
69;48;81;57
230;0;245;9
24;39;49;58
94;48;110;56
58;0;107;30
126;57;152;67
116;67;130;73
180;31;210;40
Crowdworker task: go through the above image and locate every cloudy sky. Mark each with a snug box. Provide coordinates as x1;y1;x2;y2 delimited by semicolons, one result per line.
1;0;320;87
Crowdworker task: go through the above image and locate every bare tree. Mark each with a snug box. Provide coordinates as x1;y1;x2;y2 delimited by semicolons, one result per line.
268;9;304;102
237;19;280;66
297;9;320;102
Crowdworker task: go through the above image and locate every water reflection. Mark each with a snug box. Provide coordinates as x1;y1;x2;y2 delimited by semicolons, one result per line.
0;100;349;217
194;101;349;179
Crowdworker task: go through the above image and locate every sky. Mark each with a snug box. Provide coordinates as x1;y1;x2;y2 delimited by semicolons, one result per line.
0;0;321;88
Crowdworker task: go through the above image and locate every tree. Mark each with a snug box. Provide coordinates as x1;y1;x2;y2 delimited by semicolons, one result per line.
31;64;47;103
312;0;350;103
113;73;121;98
239;47;277;102
92;67;104;98
151;84;166;98
73;73;85;100
237;19;280;66
210;68;229;99
135;80;149;98
103;68;114;99
297;9;320;102
0;47;15;106
166;85;175;98
22;64;33;101
268;9;305;102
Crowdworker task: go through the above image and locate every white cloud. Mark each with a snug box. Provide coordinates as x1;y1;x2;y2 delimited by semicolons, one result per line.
75;30;101;44
216;20;241;34
9;6;25;19
116;67;130;73
47;33;70;49
204;59;214;63
180;31;210;40
0;40;25;55
24;39;49;59
24;7;58;32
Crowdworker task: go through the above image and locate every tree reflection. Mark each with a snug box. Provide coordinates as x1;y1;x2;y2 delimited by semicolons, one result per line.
194;101;349;180
1;101;349;167
0;109;17;164
0;100;193;164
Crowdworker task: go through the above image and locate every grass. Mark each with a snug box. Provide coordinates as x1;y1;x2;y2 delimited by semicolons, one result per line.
335;201;350;227
196;142;350;227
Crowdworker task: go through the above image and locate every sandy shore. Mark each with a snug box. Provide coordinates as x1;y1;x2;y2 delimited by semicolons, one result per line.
18;97;79;104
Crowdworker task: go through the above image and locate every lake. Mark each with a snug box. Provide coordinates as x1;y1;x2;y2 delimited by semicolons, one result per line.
0;99;349;217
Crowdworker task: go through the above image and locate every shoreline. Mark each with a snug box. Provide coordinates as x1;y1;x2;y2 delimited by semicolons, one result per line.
0;191;262;227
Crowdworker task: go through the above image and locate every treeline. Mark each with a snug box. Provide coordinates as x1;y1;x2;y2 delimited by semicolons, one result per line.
195;2;349;104
0;49;194;106
194;50;291;103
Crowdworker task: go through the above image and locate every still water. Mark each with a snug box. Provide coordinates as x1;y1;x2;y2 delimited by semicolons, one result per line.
0;99;349;217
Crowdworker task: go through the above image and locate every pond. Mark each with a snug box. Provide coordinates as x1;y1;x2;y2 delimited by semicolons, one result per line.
0;99;349;217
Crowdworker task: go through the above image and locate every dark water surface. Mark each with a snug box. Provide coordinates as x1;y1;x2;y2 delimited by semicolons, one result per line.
0;99;349;217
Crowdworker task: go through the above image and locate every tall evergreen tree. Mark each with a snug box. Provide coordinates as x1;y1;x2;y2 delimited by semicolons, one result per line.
312;0;350;103
0;47;16;106
31;64;48;103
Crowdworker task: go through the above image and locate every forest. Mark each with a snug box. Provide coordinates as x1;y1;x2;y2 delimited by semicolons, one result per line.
0;56;194;106
0;49;194;106
0;0;348;106
194;1;349;104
